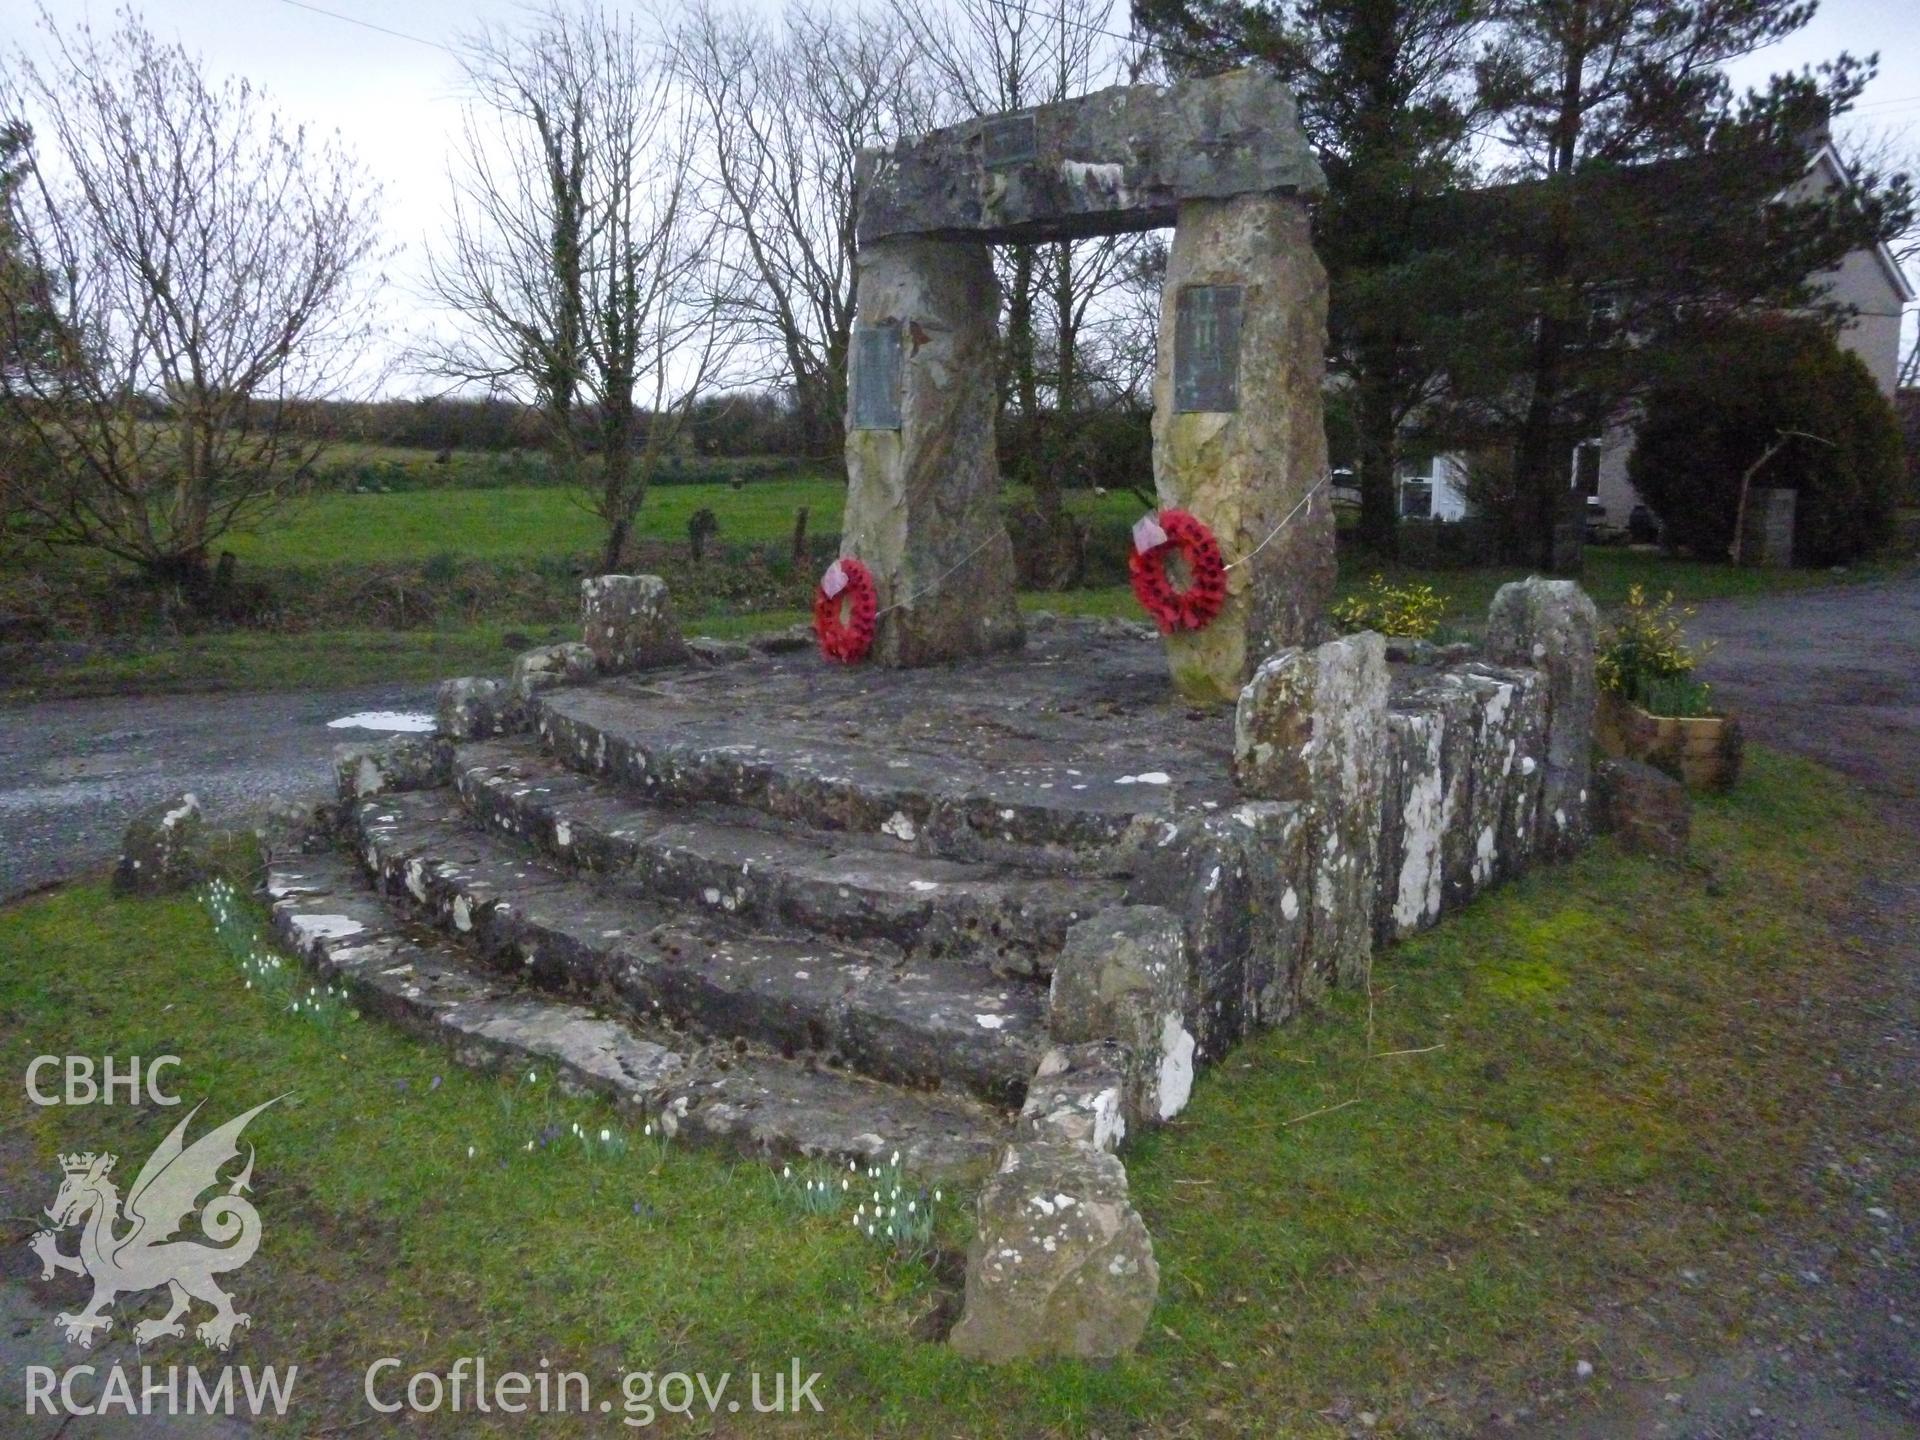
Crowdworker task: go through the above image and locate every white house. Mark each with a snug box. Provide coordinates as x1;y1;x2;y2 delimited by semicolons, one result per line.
1416;140;1915;530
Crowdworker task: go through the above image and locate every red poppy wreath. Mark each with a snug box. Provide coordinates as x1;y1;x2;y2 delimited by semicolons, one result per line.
1128;509;1227;633
814;557;878;662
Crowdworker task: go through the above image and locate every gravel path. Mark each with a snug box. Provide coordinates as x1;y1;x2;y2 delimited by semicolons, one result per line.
0;683;437;902
1495;569;1920;1440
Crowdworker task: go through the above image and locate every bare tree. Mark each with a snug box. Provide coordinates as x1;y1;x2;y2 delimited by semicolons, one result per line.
423;2;735;571
894;0;1133;420
891;0;1140;580
675;2;936;459
0;8;384;593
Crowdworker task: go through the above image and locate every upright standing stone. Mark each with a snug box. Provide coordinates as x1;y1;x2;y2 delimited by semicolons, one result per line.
1048;906;1195;1124
842;239;1022;666
1485;579;1598;859
581;575;690;673
113;794;207;896
1152;194;1333;703
1233;632;1389;992
949;1141;1158;1364
1737;487;1796;568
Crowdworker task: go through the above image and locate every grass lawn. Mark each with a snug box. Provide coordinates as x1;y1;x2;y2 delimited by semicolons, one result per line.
8;470;1900;701
3;748;1906;1435
223;479;1147;568
221;479;855;567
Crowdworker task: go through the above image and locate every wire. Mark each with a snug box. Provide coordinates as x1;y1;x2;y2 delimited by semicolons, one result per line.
272;0;456;54
1853;93;1920;112
1223;472;1331;571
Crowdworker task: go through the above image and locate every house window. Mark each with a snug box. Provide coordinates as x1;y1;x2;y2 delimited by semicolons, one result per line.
1397;455;1434;519
1573;442;1601;497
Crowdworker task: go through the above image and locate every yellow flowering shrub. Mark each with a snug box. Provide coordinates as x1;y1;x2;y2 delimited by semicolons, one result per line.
1332;574;1445;640
1597;585;1715;715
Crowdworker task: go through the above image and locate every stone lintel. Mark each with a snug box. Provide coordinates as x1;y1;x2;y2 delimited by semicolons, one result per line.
857;70;1324;246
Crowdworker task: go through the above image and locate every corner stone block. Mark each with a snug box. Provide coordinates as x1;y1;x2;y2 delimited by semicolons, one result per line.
1151;192;1334;702
1594;756;1691;859
1016;1042;1134;1152
949;1141;1158;1364
113;793;205;896
1484;579;1598;859
1233;632;1388;993
436;677;523;742
842;237;1023;665
333;735;455;803
1376;681;1471;943
1048;906;1195;1123
509;641;597;704
581;574;691;673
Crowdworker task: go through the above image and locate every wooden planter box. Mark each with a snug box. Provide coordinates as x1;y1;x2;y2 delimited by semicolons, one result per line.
1597;691;1743;792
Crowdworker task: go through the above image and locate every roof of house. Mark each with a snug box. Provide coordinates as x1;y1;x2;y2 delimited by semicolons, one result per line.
1804;145;1915;305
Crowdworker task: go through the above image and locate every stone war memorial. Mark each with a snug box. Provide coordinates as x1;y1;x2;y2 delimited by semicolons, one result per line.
261;70;1598;1365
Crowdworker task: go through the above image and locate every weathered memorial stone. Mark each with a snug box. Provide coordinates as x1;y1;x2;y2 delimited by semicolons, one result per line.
113;793;206;896
581;574;689;673
1153;194;1334;701
1017;1042;1133;1152
850;70;1328;681
842;239;1023;666
1233;632;1389;991
333;735;455;802
1485;578;1598;859
436;676;521;742
509;641;597;703
1594;756;1691;859
949;1141;1158;1363
1737;487;1796;568
1048;906;1195;1123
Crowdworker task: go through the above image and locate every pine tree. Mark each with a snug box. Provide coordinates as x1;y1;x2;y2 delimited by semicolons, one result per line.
1469;0;1911;570
1132;0;1491;558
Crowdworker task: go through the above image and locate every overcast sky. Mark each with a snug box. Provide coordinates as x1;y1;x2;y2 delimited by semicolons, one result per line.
2;0;1915;395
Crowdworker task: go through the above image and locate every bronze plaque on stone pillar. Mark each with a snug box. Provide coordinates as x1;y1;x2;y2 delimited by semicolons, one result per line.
851;322;904;430
1174;285;1243;413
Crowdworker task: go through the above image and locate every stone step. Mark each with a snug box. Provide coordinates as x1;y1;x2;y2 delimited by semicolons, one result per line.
347;792;1051;1107
265;852;1008;1179
453;737;1124;974
532;681;1219;870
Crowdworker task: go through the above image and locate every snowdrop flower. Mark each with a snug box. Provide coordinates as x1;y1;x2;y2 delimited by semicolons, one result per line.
467;1145;476;1160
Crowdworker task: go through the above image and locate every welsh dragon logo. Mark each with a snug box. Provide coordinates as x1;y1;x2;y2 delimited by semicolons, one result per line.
28;1098;281;1350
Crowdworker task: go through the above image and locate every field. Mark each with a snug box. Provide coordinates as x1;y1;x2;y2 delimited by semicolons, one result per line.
4;459;1898;700
4;749;1909;1434
220;477;864;567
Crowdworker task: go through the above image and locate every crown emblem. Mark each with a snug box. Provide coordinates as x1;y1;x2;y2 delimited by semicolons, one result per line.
58;1152;112;1175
